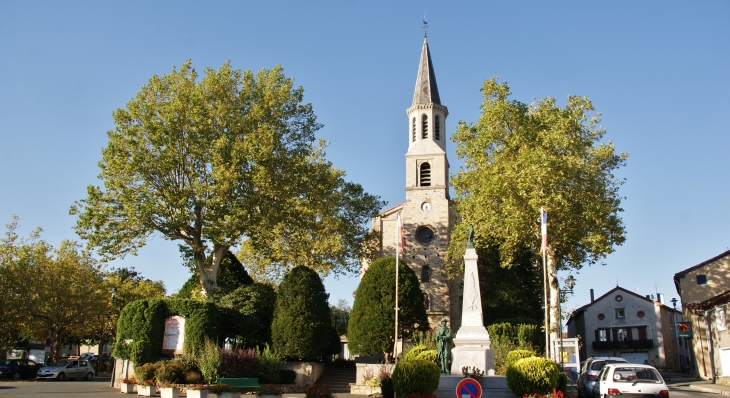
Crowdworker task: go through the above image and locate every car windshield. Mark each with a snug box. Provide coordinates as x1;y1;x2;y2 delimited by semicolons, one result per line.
53;359;72;366
612;367;662;383
1;360;11;365
591;360;627;371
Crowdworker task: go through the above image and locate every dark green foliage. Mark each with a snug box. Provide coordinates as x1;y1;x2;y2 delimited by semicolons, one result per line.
219;348;258;378
271;266;333;360
381;377;394;398
477;245;543;326
177;250;254;299
184;369;204;384
330;300;351;336
488;320;541;374
279;369;297;384
348;257;428;358
391;359;440;394
506;357;559;396
218;283;276;348
404;345;428;361
556;370;568;393
505;349;537;370
155;361;185;383
113;298;219;364
257;345;283;383
135;362;162;383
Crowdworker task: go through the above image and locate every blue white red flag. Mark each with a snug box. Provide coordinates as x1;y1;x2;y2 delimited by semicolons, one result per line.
540;208;548;253
396;211;405;250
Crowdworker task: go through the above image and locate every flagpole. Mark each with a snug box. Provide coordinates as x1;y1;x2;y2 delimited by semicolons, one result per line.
394;212;401;364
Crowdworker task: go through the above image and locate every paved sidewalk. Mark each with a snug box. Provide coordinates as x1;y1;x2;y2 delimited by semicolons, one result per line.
688;381;730;396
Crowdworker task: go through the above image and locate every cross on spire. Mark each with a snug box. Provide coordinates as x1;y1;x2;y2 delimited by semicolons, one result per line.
423;15;429;37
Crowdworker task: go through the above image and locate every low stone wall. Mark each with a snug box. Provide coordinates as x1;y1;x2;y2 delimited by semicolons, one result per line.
111;358;135;388
281;362;325;387
355;363;394;385
717;376;730;386
351;385;382;395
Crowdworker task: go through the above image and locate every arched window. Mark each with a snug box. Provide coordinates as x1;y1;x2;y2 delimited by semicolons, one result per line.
422;265;431;283
412;117;416;142
435;115;440;140
422;114;429;139
420;162;431;186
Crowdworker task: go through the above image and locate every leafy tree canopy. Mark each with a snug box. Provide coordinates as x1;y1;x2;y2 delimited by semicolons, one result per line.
271;266;335;360
71;60;383;297
217;282;276;349
348;257;428;362
330;298;351;336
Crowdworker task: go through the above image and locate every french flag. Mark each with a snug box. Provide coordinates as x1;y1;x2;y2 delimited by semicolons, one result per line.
396;211;405;250
540;208;548;253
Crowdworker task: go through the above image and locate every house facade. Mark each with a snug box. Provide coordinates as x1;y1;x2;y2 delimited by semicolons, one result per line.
566;286;688;372
674;249;730;384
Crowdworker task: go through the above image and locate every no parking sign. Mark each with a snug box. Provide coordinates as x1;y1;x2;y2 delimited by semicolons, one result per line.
456;378;482;398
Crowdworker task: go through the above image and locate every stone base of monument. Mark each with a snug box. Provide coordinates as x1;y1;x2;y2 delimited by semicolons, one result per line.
436;375;514;398
449;325;495;376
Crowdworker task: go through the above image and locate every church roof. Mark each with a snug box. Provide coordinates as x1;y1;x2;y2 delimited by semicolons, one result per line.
412;37;441;106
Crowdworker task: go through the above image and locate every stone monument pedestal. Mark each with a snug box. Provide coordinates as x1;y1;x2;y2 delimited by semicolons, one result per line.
450;247;495;376
436;375;513;398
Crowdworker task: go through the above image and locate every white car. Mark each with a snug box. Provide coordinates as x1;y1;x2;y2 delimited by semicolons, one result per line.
592;364;669;398
36;359;94;381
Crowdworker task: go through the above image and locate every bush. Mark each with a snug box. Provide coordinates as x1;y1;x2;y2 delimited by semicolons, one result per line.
305;385;336;398
183;369;204;384
155;361;185;383
271;266;334;360
279;369;297;384
506;357;559;396
556;370;568;393
414;350;438;364
134;362;161;384
505;349;536;370
257;344;283;383
392;360;440;395
404;345;428;361
366;377;382;387
381;378;394;398
220;347;258;378
410;330;437;351
198;338;221;384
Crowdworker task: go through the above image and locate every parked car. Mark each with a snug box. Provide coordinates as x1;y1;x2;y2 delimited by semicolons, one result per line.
577;357;629;398
0;359;42;380
592;363;669;398
36;359;94;381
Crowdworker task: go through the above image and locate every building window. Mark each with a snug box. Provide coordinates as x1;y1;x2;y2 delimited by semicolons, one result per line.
617;328;629;341
696;275;707;285
435;115;440;140
412;117;416;142
420;162;431;186
597;313;605;320
718;306;727;331
422;265;431;283
615;308;625;319
597;329;608;341
422;114;429;139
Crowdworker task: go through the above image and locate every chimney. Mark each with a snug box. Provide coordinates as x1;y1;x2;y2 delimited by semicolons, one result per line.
590;289;595;302
646;295;651;299
657;293;664;304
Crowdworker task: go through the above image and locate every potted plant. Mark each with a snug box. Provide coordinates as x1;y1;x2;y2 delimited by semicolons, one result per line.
186;384;210;398
460;366;484;379
137;378;157;397
120;377;137;394
158;381;181;398
210;383;241;398
257;384;282;398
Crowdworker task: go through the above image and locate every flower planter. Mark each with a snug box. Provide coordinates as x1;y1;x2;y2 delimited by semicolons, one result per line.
120;383;136;393
187;389;209;398
137;385;156;397
258;394;282;398
160;386;181;398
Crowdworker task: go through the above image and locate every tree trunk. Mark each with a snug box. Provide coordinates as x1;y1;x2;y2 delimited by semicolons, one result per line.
194;244;229;298
547;250;559;354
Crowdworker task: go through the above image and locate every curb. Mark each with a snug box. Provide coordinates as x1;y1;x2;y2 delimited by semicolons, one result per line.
689;384;730;396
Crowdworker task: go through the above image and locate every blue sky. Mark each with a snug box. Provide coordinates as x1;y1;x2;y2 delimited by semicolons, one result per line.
1;2;728;318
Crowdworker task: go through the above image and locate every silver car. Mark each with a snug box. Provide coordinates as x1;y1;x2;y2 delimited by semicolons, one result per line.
36;359;94;381
577;357;629;398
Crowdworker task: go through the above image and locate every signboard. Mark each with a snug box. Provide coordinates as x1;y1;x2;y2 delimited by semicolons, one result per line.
45;337;52;347
676;321;692;338
161;316;186;354
456;377;482;398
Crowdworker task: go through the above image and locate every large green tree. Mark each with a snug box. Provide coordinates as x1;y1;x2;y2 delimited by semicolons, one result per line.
348;257;428;363
271;266;335;360
71;61;383;297
446;78;627;337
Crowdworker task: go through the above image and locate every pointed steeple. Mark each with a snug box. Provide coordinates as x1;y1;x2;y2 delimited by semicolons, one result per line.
412;37;441;106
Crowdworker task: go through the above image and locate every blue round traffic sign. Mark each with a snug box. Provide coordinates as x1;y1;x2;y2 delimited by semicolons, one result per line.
45;337;52;347
456;377;482;398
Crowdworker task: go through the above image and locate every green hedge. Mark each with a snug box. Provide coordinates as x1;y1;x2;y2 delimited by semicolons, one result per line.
506;357;559;396
392;359;440;394
113;298;219;364
505;349;536;370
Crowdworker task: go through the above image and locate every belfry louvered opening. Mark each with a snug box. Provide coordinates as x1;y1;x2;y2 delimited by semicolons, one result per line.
422;114;429;139
420;162;431;186
435;115;440;140
412;117;416;142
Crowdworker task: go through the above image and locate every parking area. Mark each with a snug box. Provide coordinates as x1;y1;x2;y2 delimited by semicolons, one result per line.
0;376;120;397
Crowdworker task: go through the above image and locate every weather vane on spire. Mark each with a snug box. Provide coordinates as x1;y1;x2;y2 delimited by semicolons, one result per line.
423;14;429;37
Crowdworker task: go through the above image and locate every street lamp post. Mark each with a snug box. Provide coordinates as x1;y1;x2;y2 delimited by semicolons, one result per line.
558;275;577;368
109;288;125;387
670;298;681;372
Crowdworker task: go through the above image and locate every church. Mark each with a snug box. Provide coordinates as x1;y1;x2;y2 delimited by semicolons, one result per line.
362;35;461;332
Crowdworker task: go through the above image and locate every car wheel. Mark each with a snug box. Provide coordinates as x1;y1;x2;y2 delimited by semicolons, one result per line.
85;372;93;381
57;372;65;381
12;372;20;381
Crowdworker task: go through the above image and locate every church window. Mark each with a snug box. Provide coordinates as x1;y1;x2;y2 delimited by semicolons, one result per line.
435;115;440;140
422;265;431;282
419;162;431;186
412;117;416;142
422;114;428;139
